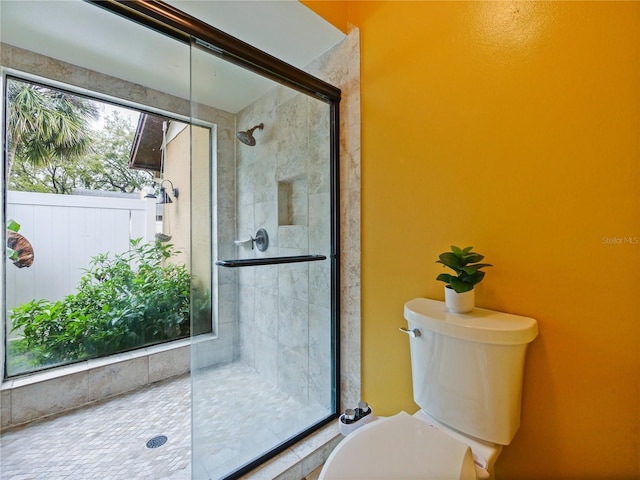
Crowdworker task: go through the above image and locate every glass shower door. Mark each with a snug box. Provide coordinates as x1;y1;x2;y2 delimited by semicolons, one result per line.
190;41;337;479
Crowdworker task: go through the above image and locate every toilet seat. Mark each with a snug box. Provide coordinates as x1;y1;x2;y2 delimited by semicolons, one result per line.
319;412;477;479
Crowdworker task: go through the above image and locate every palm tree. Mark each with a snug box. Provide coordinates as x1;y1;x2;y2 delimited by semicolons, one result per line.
6;78;98;178
8;111;152;195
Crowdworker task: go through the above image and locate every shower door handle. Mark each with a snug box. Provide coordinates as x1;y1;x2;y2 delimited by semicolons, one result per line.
215;254;327;268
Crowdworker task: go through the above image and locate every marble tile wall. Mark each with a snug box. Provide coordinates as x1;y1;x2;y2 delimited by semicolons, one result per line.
234;85;332;407
233;27;360;411
306;27;362;411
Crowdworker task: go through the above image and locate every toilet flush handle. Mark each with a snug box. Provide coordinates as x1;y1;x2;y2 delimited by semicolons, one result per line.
399;327;421;338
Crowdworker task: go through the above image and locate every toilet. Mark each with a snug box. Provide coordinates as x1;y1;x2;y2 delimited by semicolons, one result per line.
320;298;538;479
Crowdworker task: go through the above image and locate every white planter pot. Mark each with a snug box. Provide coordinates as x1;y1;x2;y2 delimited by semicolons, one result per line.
444;286;475;313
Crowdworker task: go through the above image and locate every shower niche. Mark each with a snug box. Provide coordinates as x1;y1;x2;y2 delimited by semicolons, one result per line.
278;176;308;227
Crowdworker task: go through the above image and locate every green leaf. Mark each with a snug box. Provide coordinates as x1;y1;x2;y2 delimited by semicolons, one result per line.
450;245;463;254
436;273;454;284
463;253;484;263
7;219;20;232
437;252;462;269
461;270;485;286
460;266;478;275
472;263;492;270
450;277;474;293
459;263;491;274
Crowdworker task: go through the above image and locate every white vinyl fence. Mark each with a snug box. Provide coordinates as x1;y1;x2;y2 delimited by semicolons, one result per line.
6;191;155;312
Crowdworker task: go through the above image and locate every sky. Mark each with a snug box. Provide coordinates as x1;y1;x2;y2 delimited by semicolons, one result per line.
91;101;140;132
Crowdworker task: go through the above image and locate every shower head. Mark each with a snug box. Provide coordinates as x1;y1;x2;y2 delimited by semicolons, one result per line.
236;123;264;146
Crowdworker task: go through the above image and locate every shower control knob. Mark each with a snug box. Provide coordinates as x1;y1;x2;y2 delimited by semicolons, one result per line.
252;228;269;252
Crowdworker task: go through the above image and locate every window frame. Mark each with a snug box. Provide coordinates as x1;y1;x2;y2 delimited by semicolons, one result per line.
2;69;216;379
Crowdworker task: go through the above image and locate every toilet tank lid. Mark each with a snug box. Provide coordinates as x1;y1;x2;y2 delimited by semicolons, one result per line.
404;298;538;345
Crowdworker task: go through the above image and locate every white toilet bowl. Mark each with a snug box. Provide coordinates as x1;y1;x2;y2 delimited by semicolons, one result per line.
319;411;499;479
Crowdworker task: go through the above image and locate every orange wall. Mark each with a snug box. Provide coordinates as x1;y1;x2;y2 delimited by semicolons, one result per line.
300;1;348;33
305;1;640;478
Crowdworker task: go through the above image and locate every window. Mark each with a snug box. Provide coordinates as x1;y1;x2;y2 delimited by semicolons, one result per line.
3;75;210;377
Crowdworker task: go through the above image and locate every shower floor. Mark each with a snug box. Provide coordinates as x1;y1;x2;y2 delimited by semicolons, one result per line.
0;362;330;480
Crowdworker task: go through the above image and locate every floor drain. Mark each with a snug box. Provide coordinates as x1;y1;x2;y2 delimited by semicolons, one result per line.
146;435;168;449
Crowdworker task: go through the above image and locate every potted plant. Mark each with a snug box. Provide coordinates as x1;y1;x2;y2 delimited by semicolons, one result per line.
436;245;492;313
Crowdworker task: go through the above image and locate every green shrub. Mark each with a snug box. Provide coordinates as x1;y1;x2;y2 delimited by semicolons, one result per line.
10;238;191;369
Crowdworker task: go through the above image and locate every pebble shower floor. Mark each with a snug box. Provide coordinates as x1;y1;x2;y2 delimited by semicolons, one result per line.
0;362;325;479
0;373;191;480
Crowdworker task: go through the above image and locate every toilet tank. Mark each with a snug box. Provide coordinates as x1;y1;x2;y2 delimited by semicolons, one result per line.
403;298;538;445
